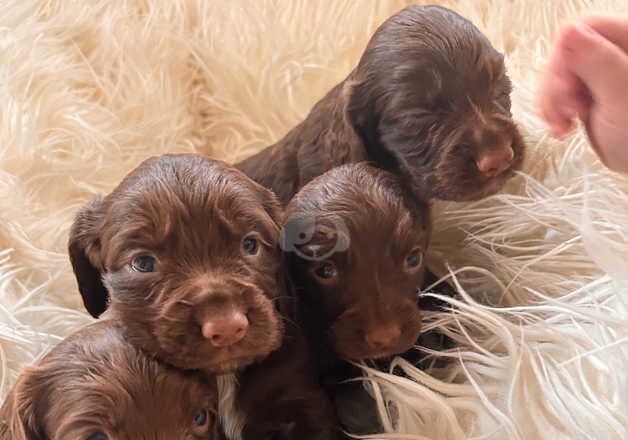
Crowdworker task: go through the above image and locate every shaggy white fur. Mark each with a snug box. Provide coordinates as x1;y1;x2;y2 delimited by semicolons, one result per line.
0;1;627;439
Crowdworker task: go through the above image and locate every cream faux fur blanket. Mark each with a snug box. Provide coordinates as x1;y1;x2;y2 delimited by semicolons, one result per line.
0;1;627;439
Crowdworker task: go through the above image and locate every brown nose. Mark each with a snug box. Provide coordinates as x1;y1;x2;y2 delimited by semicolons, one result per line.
201;310;249;348
364;324;402;351
476;145;514;177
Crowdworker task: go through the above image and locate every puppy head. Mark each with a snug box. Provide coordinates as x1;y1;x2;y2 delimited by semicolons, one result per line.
68;154;284;374
346;5;526;202
0;321;219;440
283;163;429;360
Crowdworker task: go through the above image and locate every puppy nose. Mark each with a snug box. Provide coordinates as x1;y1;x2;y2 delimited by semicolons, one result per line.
476;144;514;177
201;311;249;347
365;325;402;350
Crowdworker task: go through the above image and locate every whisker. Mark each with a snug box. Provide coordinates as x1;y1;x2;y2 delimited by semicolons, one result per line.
270;295;295;302
279;315;300;328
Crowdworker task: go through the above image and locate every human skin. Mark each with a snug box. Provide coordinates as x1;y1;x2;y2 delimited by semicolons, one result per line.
538;16;628;174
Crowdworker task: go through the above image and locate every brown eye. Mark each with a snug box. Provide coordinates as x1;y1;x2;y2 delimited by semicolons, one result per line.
131;255;156;273
84;431;108;440
242;235;259;255
314;262;337;280
405;249;423;270
193;408;209;427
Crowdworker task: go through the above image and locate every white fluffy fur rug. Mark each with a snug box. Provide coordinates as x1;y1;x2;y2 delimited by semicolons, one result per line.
1;1;627;439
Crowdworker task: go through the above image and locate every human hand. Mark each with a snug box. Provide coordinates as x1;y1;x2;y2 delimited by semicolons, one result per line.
538;16;628;174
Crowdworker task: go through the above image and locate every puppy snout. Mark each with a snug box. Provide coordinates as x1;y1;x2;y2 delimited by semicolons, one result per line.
201;310;249;347
364;324;401;350
476;143;514;177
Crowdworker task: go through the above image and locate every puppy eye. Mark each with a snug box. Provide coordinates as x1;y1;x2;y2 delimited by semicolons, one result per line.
193;408;209;428
405;249;423;270
131;255;156;273
314;262;337;280
84;431;108;440
242;235;259;255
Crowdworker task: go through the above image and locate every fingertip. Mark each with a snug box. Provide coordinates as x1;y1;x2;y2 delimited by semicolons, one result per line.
538;94;571;133
557;21;628;97
547;118;573;139
559;24;596;54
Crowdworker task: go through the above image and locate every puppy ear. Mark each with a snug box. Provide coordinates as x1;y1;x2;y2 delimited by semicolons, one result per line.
344;78;401;175
257;185;283;225
0;369;46;440
68;195;109;318
344;78;378;147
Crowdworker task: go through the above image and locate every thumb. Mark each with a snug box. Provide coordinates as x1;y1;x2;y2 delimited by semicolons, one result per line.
558;24;628;104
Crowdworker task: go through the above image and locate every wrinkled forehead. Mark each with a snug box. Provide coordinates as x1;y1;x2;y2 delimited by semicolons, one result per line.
291;207;428;263
286;173;429;257
104;165;277;248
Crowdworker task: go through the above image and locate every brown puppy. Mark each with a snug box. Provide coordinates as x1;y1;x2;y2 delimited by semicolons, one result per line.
237;5;525;204
281;163;431;434
68;154;341;440
282;163;437;435
69;154;283;374
0;320;219;440
282;163;428;363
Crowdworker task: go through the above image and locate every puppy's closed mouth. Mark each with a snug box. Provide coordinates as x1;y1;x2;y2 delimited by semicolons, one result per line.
209;356;260;374
344;347;416;362
177;343;271;373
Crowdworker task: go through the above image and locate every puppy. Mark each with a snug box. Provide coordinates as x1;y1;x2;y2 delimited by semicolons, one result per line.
0;320;219;440
281;163;430;433
283;163;429;363
237;5;525;204
68;154;341;440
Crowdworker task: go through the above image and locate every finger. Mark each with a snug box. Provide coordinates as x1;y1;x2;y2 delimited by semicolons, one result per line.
558;24;628;104
537;75;572;137
537;46;590;136
583;15;628;54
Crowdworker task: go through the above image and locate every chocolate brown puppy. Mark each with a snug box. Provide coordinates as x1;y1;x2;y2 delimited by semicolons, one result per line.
237;5;525;204
282;163;449;435
283;163;429;363
0;320;219;440
282;163;431;384
68;154;341;440
69;155;284;374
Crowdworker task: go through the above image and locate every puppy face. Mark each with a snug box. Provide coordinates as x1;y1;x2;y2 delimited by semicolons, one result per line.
68;155;284;374
0;321;220;440
346;5;526;202
283;164;429;360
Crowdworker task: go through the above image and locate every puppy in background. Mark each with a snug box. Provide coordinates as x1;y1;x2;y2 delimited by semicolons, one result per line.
68;154;341;440
282;163;432;434
0;320;219;440
237;5;525;204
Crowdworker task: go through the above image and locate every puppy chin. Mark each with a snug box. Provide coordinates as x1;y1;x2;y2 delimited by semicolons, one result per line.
332;323;420;361
334;341;417;361
205;356;260;374
208;334;284;372
417;166;517;202
160;337;283;373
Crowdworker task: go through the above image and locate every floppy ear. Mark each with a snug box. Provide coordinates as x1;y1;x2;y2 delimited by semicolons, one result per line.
68;195;109;318
344;78;401;175
344;78;378;148
258;186;283;224
0;369;46;440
